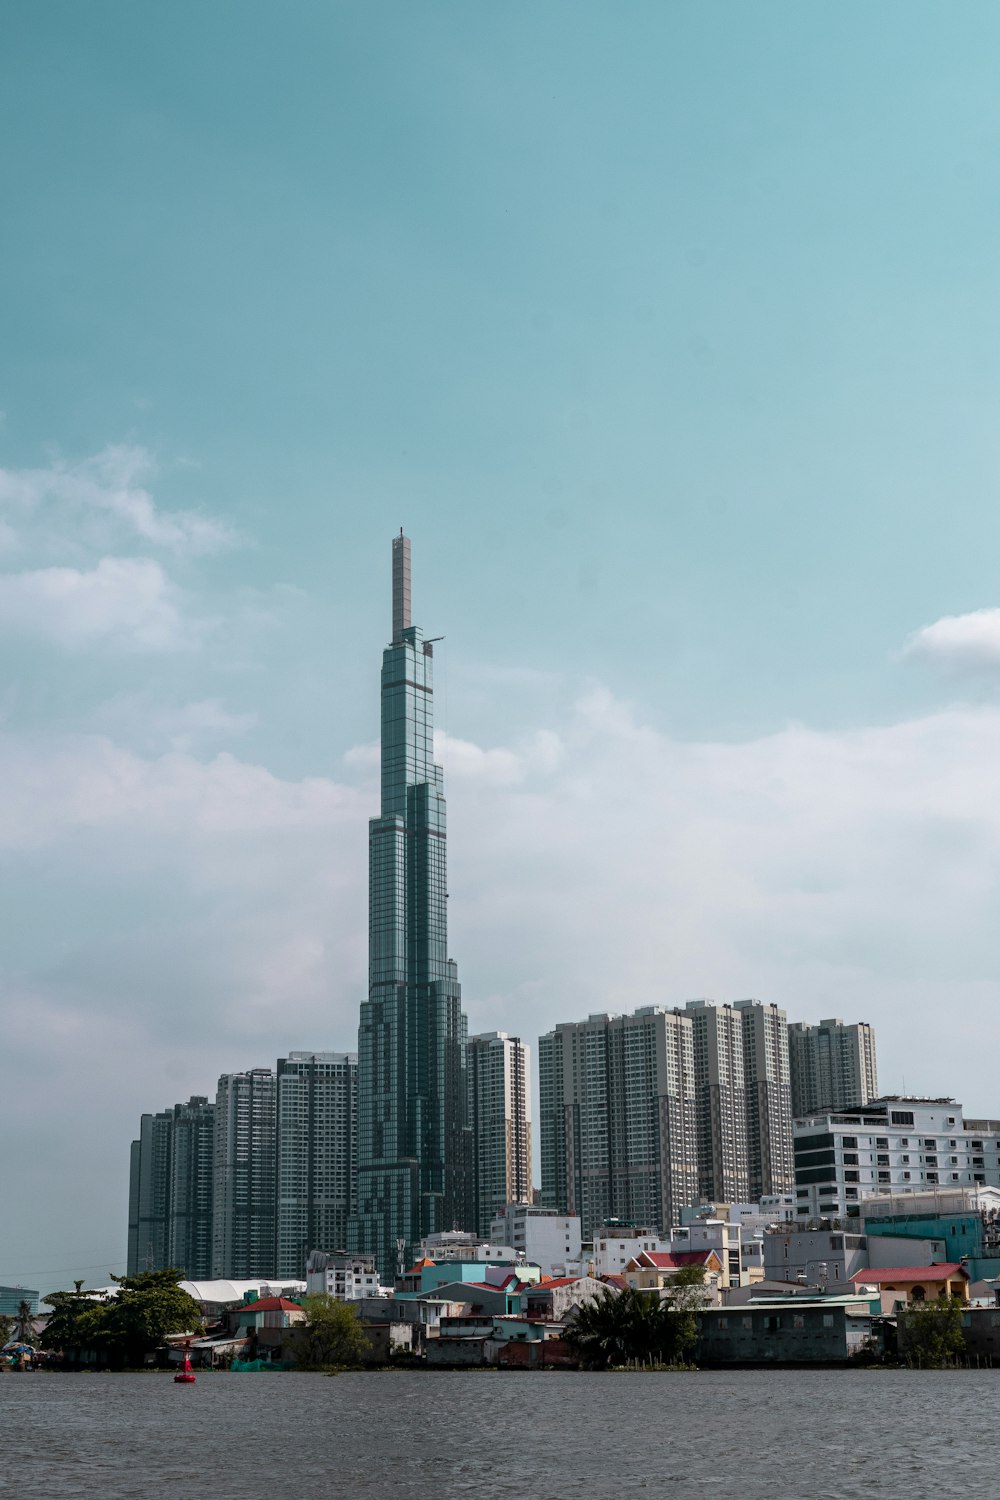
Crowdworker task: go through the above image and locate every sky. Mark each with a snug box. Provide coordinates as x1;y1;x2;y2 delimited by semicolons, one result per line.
4;0;1000;1293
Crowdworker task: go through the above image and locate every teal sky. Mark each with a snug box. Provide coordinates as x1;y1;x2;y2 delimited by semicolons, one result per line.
5;2;1000;1290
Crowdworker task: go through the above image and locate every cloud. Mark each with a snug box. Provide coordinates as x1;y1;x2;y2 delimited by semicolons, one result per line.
903;607;1000;674
0;556;189;650
0;444;236;554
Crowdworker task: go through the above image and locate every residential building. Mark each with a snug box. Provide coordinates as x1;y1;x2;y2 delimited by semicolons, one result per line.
128;1097;214;1278
416;1230;515;1263
538;1007;698;1238
167;1096;215;1279
623;1249;723;1302
350;534;473;1282
668;1217;743;1288
788;1018;879;1116
275;1051;358;1279
681;999;794;1201
736;999;794;1199
862;1184;1000;1282
762;1227;870;1287
489;1204;582;1276
590;1222;669;1277
851;1263;971;1307
127;1107;174;1274
213;1068;277;1278
682;1000;748;1201
793;1097;1000;1222
467;1031;532;1237
305;1249;382;1300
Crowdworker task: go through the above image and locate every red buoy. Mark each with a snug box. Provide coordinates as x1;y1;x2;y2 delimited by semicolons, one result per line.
174;1348;196;1384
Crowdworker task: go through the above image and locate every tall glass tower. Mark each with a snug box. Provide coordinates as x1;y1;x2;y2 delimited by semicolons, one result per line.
350;533;472;1281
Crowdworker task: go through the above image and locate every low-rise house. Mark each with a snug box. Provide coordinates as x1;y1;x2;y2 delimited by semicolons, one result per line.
234;1296;307;1332
525;1275;608;1322
413;1277;528;1317
622;1251;722;1303
849;1263;970;1309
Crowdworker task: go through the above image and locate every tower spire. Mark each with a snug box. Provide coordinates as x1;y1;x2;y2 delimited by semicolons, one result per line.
392;531;411;643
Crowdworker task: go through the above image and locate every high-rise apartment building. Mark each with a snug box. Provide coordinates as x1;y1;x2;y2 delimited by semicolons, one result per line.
681;999;794;1201
350;534;473;1281
683;1001;748;1202
538;1007;698;1239
167;1095;215;1279
127;1107;174;1275
736;999;794;1199
213;1068;277;1278
127;1096;215;1278
467;1032;532;1237
276;1051;358;1278
788;1018;879;1117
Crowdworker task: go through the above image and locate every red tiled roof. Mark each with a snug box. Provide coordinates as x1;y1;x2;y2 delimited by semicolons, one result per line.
601;1275;627;1289
632;1250;718;1270
240;1297;302;1313
850;1264;968;1284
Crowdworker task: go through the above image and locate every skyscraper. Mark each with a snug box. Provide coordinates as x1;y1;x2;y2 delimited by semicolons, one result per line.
467;1031;532;1237
276;1051;358;1278
127;1107;174;1275
788;1017;879;1117
167;1095;215;1279
127;1095;214;1278
350;534;472;1281
538;1007;698;1239
682;998;794;1201
213;1068;277;1278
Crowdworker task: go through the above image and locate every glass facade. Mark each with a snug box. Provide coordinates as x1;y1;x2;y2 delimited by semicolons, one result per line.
350;534;472;1281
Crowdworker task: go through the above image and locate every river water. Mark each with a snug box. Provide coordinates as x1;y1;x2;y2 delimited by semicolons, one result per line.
3;1368;997;1498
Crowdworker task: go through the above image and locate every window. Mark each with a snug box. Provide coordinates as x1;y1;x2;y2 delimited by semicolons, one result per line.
844;1171;860;1183
877;1154;890;1166
843;1153;858;1165
924;1139;937;1149
841;1136;858;1149
822;1314;834;1327
901;1154;910;1165
742;1316;752;1330
878;1172;891;1182
891;1112;914;1127
793;1314;805;1329
902;1171;911;1181
876;1137;889;1148
926;1172;938;1183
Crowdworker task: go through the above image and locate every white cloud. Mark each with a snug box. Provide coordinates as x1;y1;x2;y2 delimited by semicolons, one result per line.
0;444;235;554
903;607;1000;674
0;556;188;650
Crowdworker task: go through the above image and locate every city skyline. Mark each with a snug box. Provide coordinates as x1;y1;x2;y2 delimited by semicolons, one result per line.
6;2;1000;1294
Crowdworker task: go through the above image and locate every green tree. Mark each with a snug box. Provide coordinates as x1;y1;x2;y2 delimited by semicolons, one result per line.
40;1271;201;1368
565;1274;704;1371
295;1295;371;1369
0;1314;15;1347
39;1286;109;1363
897;1296;966;1368
103;1270;202;1367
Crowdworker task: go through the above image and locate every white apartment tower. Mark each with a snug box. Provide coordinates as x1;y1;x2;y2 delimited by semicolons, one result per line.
788;1018;879;1117
275;1051;358;1279
467;1032;532;1238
